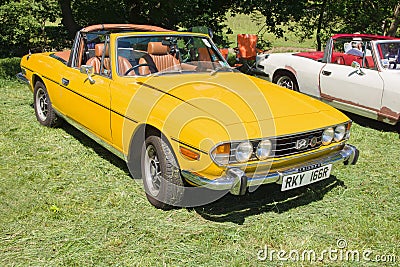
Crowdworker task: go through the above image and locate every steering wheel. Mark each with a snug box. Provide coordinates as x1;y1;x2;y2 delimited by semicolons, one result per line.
124;63;153;76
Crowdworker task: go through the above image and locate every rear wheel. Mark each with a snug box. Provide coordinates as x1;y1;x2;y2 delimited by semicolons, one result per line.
33;81;60;127
273;73;299;91
141;135;185;209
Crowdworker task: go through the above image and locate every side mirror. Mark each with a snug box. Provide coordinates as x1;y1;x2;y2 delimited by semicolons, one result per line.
351;61;365;75
80;65;95;84
208;28;214;39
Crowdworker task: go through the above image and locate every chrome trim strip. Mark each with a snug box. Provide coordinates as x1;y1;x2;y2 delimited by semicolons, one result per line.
170;137;208;155
16;72;29;84
54;109;126;161
40;74;139;124
21;66;34;73
182;144;358;193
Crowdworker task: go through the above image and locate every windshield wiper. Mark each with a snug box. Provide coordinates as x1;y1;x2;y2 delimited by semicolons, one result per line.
153;69;183;77
210;66;233;76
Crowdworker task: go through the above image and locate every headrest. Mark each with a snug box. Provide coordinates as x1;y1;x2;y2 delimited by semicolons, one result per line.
95;43;109;57
147;42;168;55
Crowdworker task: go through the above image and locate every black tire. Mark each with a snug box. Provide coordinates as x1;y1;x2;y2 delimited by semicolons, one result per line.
141;135;185;209
273;73;299;91
33;81;60;127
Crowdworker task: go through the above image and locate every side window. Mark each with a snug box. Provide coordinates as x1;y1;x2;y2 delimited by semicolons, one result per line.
70;33;85;68
378;42;400;70
86;34;110;76
331;39;349;66
331;39;375;69
72;33;111;77
363;42;375;70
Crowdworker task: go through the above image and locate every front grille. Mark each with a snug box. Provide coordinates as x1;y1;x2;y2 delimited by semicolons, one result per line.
228;129;324;163
272;129;324;157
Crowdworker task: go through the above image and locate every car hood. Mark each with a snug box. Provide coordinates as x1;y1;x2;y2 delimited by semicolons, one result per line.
139;72;338;127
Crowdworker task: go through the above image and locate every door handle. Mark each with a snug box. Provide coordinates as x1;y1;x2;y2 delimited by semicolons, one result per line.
322;70;331;76
62;78;69;86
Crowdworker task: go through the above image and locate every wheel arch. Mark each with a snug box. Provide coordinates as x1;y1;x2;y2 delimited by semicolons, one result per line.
127;123;178;179
272;68;297;83
272;68;300;91
32;74;44;88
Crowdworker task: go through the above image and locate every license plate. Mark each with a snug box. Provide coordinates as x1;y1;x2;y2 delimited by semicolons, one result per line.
281;164;332;191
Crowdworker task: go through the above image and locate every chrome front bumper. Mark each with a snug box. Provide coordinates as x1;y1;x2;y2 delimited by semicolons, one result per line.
16;72;29;84
181;144;359;195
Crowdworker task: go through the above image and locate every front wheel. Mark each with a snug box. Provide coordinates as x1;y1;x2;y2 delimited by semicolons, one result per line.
33;81;60;127
141;135;185;209
273;73;299;91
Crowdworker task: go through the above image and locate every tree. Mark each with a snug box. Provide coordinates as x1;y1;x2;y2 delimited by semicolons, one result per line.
57;0;238;45
238;0;308;39
252;0;400;51
338;0;398;35
386;3;400;36
0;0;60;56
59;0;80;38
294;0;346;51
2;0;400;57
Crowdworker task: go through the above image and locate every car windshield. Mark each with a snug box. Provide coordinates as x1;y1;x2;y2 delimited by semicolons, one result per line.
116;34;231;76
376;41;400;70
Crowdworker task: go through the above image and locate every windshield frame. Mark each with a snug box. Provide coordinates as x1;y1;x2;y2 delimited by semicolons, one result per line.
113;32;230;77
374;40;400;71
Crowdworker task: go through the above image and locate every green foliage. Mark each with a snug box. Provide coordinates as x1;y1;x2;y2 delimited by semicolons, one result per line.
71;0;127;25
242;0;400;50
224;13;314;51
338;0;400;34
237;0;308;39
226;52;237;66
43;26;72;52
0;0;60;57
1;0;400;56
0;57;21;79
292;0;400;50
68;0;234;45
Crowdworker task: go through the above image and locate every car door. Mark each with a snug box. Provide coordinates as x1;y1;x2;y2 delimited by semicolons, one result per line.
378;71;400;123
58;37;112;143
319;60;384;113
60;68;112;142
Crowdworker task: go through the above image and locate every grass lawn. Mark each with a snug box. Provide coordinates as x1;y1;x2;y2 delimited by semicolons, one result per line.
0;78;399;266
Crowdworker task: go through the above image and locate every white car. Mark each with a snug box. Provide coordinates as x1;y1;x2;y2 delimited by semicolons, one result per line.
256;34;400;125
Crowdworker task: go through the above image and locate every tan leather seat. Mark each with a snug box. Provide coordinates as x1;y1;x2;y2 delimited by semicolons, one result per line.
86;55;100;73
86;43;110;74
138;42;180;75
118;56;134;76
198;47;211;61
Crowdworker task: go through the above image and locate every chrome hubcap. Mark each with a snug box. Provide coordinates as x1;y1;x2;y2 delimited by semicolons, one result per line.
36;88;48;121
277;76;294;90
144;145;161;196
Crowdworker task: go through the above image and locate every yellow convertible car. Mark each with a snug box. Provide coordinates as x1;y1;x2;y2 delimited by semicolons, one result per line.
18;24;359;209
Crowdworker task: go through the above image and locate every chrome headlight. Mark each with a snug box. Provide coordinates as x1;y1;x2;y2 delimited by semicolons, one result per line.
235;142;253;163
211;138;275;165
334;124;346;142
322;127;334;145
211;143;230;165
256;139;272;160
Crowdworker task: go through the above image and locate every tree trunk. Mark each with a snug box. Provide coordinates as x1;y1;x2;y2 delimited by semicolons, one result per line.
387;3;400;37
316;0;328;51
59;0;81;38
